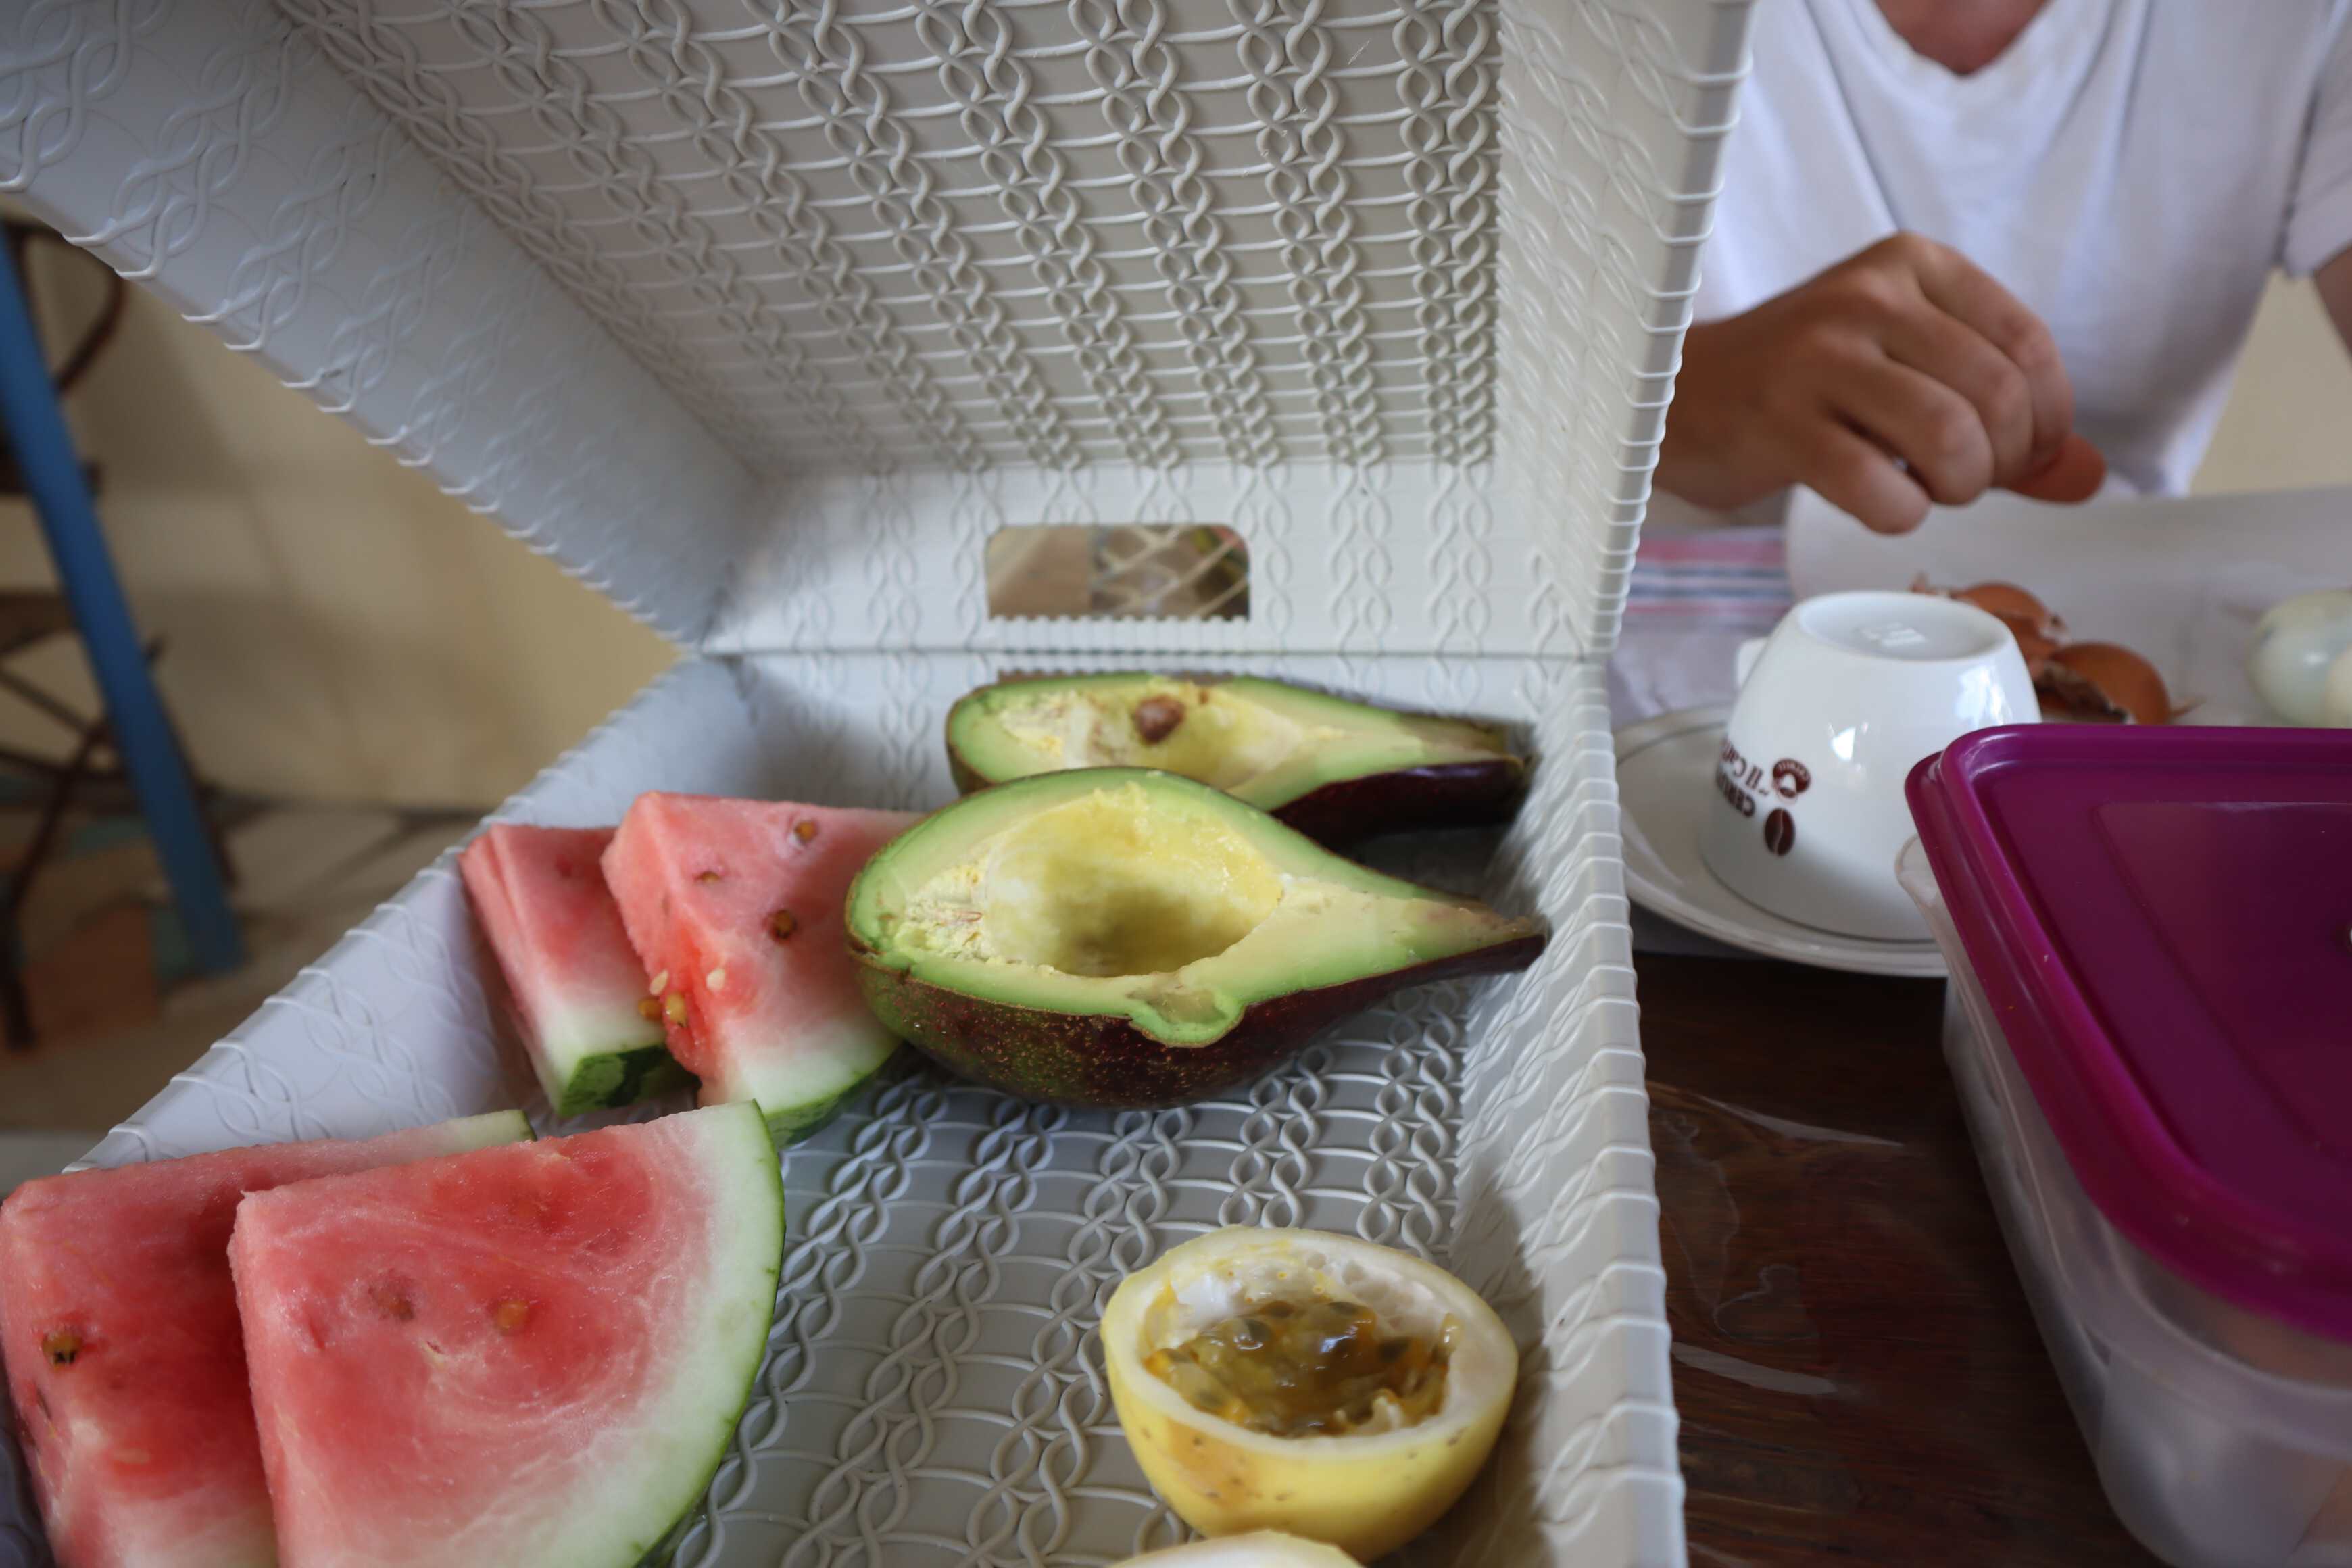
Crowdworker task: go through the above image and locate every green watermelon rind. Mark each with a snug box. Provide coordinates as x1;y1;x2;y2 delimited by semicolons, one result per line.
553;1100;785;1568
510;977;678;1119
711;1022;900;1147
426;1108;539;1152
548;1035;695;1119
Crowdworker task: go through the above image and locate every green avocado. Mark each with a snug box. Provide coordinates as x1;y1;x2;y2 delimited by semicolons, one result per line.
844;769;1546;1108
944;674;1527;843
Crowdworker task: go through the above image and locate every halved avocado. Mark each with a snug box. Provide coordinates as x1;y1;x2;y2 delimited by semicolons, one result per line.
844;770;1545;1108
944;674;1527;843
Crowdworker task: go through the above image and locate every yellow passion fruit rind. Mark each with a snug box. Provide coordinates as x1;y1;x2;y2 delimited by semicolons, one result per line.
1102;1227;1517;1561
1112;1529;1359;1566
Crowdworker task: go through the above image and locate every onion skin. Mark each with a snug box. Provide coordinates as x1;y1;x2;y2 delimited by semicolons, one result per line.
1993;612;2059;681
1913;576;2067;641
2037;642;2173;725
1955;581;2066;641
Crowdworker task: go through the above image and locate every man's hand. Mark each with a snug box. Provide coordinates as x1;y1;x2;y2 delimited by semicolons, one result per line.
1657;232;2107;533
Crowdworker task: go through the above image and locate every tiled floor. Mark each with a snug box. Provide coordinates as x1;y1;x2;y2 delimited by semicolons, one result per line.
0;800;475;1187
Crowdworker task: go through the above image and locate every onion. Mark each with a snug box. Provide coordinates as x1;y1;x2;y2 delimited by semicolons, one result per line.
1951;580;2065;640
2038;643;2173;725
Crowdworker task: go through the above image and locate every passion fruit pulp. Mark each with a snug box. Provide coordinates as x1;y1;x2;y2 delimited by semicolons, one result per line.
1103;1227;1517;1561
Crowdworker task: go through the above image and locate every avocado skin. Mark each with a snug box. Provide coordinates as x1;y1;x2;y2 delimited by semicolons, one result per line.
941;675;1527;846
848;931;1546;1109
946;750;993;798
1267;757;1527;846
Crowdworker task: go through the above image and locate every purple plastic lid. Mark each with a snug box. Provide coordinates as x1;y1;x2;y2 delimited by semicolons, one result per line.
1907;725;2352;1343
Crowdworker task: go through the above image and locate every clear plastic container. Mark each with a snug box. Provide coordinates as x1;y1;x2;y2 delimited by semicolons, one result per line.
1900;725;2352;1568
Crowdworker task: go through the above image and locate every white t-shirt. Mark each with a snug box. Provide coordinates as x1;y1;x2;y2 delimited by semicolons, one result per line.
1680;0;2352;504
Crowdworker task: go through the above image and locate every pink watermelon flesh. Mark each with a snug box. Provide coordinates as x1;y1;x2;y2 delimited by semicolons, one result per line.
460;824;684;1117
0;1111;532;1568
602;794;918;1141
229;1102;782;1568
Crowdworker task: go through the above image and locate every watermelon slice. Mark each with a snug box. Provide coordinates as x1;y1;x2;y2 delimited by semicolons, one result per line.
459;823;689;1117
228;1102;783;1568
602;794;919;1142
0;1111;532;1568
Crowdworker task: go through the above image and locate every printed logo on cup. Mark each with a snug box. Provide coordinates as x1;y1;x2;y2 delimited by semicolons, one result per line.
1721;742;1812;856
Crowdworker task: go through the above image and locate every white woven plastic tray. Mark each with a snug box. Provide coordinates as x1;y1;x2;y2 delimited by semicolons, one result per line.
0;0;1754;1561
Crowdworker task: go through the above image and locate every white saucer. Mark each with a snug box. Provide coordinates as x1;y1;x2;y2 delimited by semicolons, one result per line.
1613;707;1946;979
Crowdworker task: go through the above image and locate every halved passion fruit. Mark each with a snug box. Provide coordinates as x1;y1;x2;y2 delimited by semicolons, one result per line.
1103;1227;1517;1560
1114;1531;1358;1566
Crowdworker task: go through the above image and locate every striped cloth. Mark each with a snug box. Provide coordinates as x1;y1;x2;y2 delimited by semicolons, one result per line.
1621;525;1791;633
1610;525;1792;725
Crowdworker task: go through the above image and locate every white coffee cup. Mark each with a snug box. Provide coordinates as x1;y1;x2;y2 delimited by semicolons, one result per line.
1699;589;2038;940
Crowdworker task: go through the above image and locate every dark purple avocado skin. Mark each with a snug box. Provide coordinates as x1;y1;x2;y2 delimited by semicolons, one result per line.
1270;759;1527;846
948;747;1528;847
852;931;1547;1109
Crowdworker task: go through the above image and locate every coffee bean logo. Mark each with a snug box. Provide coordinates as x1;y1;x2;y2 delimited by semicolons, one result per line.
1763;808;1796;856
1771;759;1811;800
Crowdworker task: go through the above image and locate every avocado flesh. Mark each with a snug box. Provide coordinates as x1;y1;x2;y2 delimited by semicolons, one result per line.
846;770;1544;1105
944;675;1525;842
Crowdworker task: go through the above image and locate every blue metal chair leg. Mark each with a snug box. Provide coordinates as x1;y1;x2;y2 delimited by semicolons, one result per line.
0;240;243;974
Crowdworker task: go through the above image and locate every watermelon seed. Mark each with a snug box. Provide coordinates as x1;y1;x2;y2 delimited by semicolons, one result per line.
40;1329;80;1366
371;1285;414;1321
768;908;799;941
707;967;727;992
793;819;818;843
493;1299;531;1335
664;992;689;1025
648;969;669;994
115;1448;151;1465
696;869;723;883
636;995;660;1021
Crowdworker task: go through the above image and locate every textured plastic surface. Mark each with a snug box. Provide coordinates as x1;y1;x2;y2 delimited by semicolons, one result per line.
1;654;1669;1567
1906;725;2352;1342
1;0;1753;1560
1901;839;2352;1568
1;0;1749;659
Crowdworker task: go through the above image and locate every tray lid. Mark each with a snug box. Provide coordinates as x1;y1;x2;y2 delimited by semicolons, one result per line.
1907;724;2352;1342
0;0;1750;660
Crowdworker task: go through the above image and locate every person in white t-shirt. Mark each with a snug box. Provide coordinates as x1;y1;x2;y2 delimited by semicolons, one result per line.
1655;0;2352;533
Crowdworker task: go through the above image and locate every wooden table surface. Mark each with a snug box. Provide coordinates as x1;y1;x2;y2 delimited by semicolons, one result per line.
1636;952;2161;1565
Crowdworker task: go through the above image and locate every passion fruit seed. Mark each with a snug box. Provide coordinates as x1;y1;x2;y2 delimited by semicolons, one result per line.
492;1299;530;1335
793;819;818;843
41;1329;81;1366
1133;695;1187;745
767;908;798;941
1144;1294;1452;1439
664;991;689;1025
636;995;662;1021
